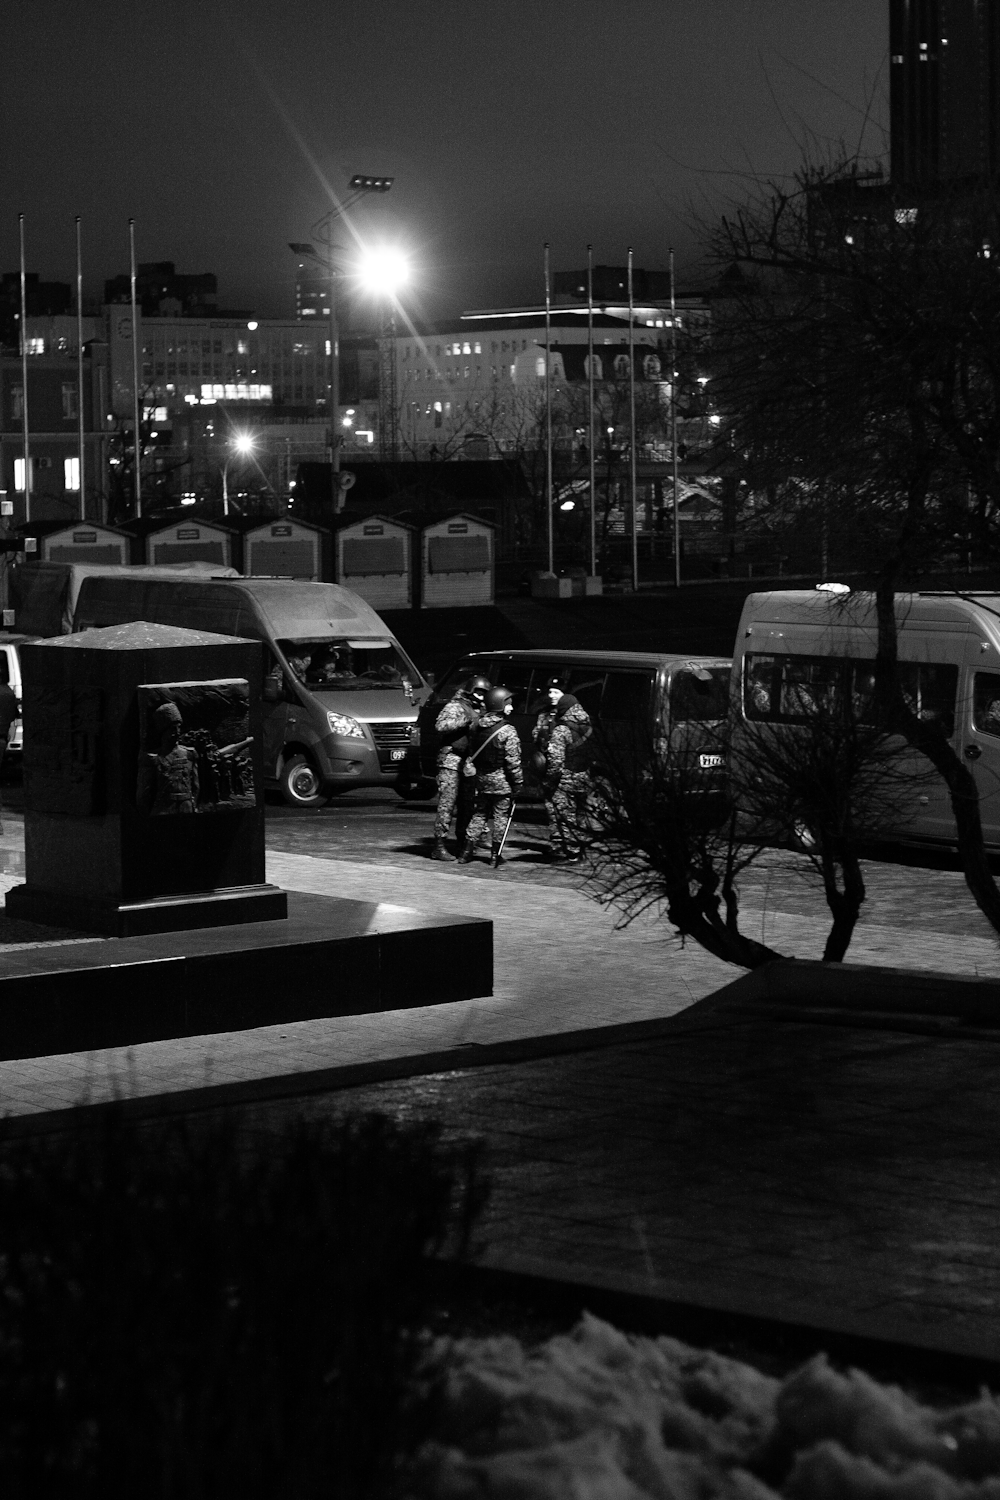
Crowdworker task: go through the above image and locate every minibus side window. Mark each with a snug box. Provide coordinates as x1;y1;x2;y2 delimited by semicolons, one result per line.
744;655;779;719
973;672;1000;737
899;662;957;736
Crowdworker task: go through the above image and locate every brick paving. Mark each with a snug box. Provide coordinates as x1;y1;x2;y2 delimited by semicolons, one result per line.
0;806;999;1363
240;994;1000;1363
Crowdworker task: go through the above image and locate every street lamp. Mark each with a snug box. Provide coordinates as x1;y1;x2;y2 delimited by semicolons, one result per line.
222;432;255;516
357;245;410;461
289;173;396;518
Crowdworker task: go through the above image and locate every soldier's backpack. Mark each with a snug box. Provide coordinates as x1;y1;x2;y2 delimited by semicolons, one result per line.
464;721;507;777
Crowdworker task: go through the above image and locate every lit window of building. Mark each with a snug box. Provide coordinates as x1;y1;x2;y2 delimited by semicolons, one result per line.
14;459;28;491
64;456;80;492
26;337;44;355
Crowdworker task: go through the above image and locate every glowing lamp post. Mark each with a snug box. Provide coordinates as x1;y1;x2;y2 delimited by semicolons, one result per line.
357;246;409;462
289;171;395;515
222;432;255;516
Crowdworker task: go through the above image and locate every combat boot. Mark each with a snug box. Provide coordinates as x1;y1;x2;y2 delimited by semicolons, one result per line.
458;840;476;864
489;845;504;869
431;839;456;862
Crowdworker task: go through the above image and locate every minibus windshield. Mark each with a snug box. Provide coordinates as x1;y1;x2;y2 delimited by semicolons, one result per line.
279;637;412;690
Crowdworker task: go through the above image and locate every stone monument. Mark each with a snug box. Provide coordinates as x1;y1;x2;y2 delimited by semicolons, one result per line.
5;620;287;935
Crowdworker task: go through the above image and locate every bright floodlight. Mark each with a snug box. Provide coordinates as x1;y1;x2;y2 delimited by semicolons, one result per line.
233;433;255;455
357;246;409;296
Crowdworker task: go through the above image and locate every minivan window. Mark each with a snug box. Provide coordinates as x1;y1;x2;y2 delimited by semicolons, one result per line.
277;637;412;689
601;670;655;721
669;667;730;722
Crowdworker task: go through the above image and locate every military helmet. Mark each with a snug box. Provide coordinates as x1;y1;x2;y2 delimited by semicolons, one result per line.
484;686;513;714
463;674;492;702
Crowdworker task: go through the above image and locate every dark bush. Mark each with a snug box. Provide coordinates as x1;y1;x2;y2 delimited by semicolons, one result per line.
0;1108;486;1499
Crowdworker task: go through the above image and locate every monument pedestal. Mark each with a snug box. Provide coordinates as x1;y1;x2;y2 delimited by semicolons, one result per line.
5;881;288;937
0;892;493;1060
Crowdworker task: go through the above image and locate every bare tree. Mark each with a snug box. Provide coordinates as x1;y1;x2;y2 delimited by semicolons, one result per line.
712;156;1000;935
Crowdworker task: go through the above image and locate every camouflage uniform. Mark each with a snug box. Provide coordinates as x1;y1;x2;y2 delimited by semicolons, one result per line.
463;712;523;853
433;693;479;844
534;696;593;858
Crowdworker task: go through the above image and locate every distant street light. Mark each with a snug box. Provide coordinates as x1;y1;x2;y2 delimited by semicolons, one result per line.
289;173;397;517
222;432;255;516
356;246;409;297
357;246;410;462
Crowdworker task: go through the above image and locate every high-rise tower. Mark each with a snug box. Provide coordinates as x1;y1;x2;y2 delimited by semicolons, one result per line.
890;0;1000;183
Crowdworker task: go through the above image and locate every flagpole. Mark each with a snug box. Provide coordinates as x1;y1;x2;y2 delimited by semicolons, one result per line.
670;247;680;589
544;241;553;575
19;215;31;524
627;246;637;594
75;216;86;520
587;243;596;579
129;218;142;519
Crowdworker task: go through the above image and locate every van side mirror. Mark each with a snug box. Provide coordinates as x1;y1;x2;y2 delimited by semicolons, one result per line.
262;671;283;703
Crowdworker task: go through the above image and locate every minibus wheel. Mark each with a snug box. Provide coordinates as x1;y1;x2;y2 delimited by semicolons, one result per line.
279;754;328;808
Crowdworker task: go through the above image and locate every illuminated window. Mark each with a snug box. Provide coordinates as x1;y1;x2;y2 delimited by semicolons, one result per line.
462;342;471;355
535;357;546;377
474;342;481;354
64;456;80;492
26;337;44;355
14;459;28;491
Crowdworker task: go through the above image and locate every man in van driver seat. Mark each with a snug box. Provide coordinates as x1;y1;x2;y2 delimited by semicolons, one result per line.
430;674;491;860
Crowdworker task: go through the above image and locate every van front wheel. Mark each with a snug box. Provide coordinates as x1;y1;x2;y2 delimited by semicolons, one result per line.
279;755;328;808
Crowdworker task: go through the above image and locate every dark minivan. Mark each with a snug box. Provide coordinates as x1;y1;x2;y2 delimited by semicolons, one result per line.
412;648;732;796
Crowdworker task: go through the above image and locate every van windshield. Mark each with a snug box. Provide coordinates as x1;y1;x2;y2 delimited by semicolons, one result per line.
279;638;412;690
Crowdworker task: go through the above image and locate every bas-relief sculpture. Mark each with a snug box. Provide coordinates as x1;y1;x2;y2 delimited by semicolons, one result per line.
137;679;255;816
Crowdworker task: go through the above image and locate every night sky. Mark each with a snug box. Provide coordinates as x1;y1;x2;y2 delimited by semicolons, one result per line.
4;0;886;325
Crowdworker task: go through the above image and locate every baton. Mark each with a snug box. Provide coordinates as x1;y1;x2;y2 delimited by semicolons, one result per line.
495;801;517;861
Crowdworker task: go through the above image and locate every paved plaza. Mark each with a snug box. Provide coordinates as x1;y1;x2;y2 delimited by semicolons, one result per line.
0;811;998;1366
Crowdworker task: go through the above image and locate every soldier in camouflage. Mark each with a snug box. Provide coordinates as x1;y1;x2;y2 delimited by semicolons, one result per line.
430;674;491;860
459;686;523;869
534;678;594;861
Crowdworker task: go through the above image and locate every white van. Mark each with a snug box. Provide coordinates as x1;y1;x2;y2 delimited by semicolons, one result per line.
71;574;428;806
732;588;1000;847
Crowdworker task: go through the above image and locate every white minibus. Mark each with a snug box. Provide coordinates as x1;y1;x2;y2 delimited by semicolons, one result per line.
732;588;1000;848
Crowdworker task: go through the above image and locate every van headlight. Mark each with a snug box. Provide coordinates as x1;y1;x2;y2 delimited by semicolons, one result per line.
327;711;365;739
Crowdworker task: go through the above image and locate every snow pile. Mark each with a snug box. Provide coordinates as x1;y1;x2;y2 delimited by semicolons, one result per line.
418;1312;1000;1499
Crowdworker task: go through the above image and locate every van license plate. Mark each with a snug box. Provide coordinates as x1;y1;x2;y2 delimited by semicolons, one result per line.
699;753;723;769
390;748;407;761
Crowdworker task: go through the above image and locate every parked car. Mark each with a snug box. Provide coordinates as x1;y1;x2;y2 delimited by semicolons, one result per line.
409;648;732;799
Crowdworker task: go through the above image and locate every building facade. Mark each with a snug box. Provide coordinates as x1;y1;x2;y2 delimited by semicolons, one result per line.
890;0;1000;183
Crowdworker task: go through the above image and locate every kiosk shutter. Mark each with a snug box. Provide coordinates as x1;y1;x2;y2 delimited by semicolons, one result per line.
427;535;489;573
342;538;405;575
